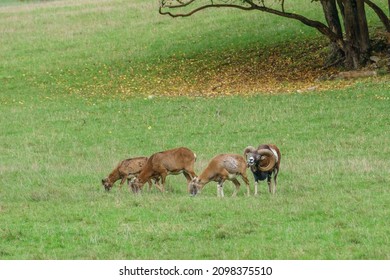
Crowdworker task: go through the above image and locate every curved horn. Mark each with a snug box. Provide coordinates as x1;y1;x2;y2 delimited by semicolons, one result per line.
243;146;256;159
257;148;276;172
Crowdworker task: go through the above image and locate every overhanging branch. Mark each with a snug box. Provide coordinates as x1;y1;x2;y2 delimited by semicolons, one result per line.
159;0;343;48
159;3;253;18
161;0;197;9
364;0;390;32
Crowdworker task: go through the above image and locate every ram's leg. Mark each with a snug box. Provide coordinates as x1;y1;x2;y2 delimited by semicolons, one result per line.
220;183;224;197
119;177;127;190
231;178;241;197
127;179;135;193
217;182;225;198
241;172;251;196
154;173;166;193
267;174;272;193
272;169;278;194
153;177;161;192
126;178;132;192
184;167;197;180
183;172;193;193
254;181;259;196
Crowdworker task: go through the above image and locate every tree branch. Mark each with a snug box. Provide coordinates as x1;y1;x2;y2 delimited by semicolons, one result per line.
364;0;390;32
159;3;254;18
159;0;344;49
161;0;197;9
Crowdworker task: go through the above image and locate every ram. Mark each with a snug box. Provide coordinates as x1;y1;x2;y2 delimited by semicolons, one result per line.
189;154;250;197
244;144;281;195
101;157;158;192
132;147;197;193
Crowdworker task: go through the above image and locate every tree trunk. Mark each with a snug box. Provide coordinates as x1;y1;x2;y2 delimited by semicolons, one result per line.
321;0;343;38
356;0;370;58
341;0;371;69
320;0;345;65
343;0;361;69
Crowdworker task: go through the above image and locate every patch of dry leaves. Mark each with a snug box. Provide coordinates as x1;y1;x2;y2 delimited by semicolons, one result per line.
127;41;354;97
74;41;378;98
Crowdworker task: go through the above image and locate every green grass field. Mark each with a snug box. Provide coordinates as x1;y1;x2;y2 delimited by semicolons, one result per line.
1;0;389;260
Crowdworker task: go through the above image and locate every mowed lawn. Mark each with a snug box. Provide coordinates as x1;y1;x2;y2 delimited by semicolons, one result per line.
1;0;390;259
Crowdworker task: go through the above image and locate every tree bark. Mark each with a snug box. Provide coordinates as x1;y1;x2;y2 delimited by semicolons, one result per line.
321;0;343;39
320;0;345;64
343;0;361;68
356;0;370;58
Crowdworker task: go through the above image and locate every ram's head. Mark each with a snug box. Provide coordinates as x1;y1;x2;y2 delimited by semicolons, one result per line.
243;146;276;172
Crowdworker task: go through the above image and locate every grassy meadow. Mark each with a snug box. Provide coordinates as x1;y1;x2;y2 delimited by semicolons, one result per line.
1;0;390;259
